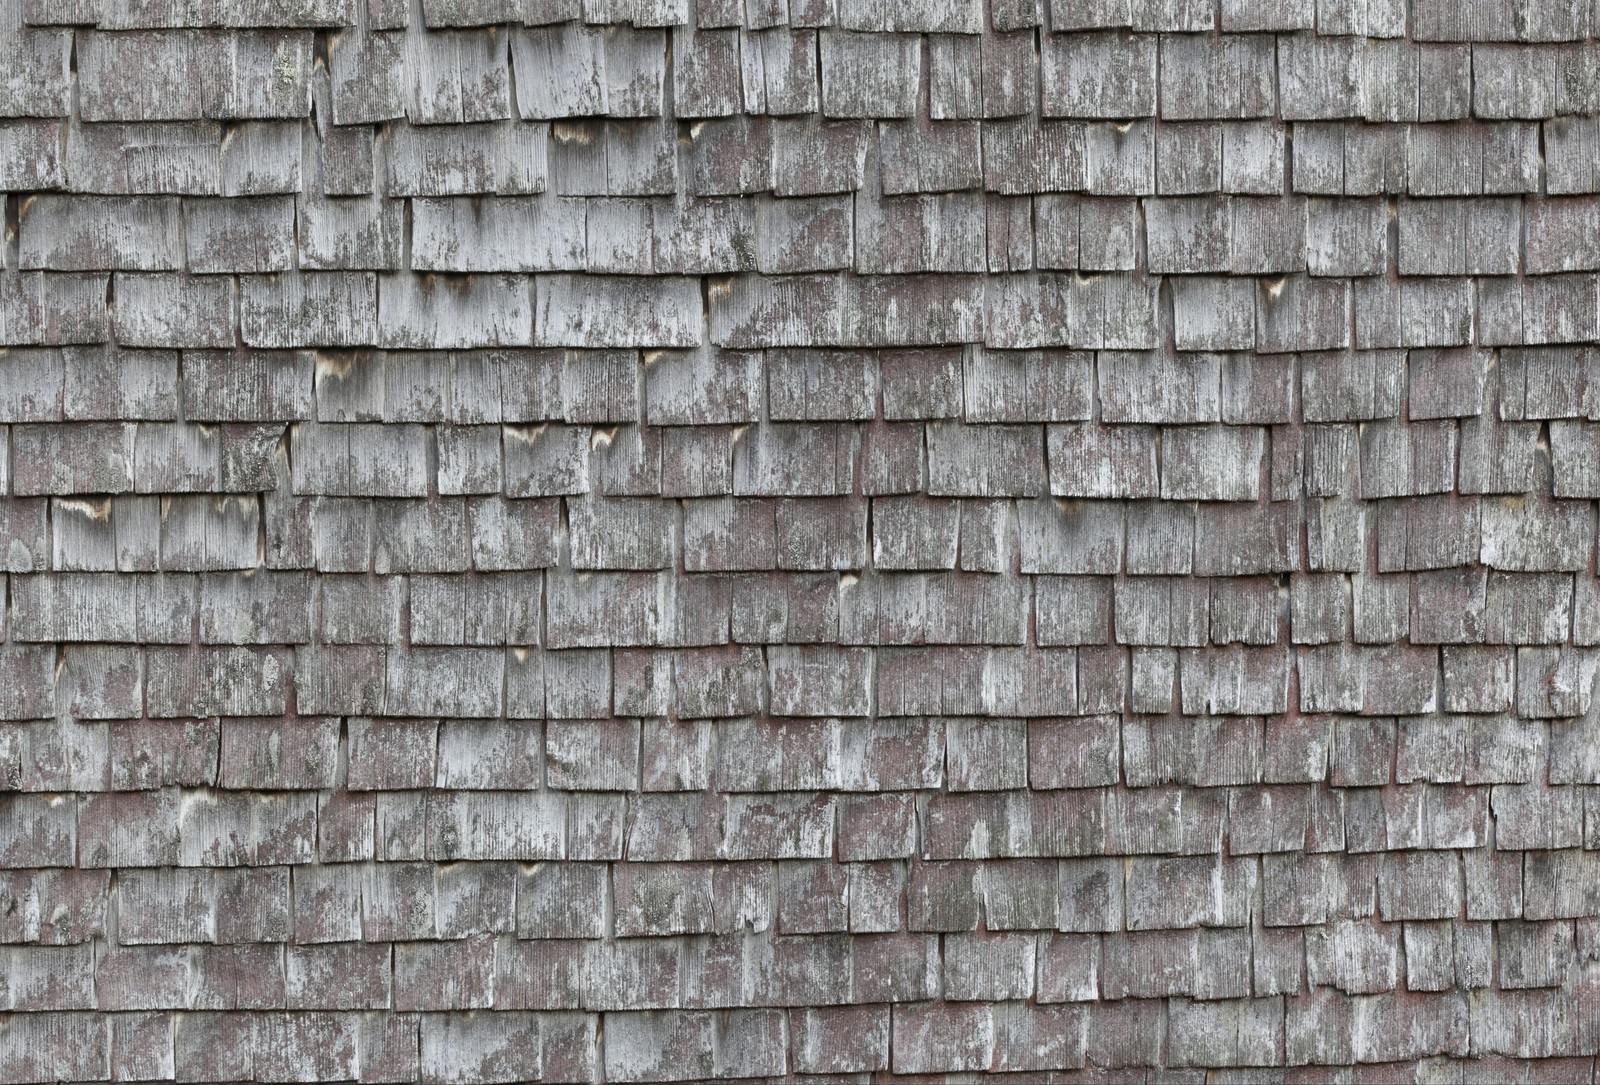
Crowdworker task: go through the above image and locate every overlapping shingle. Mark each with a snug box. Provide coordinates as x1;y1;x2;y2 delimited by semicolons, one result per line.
7;0;1600;1080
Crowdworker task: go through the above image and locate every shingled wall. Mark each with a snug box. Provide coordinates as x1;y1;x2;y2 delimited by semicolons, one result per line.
8;0;1600;1080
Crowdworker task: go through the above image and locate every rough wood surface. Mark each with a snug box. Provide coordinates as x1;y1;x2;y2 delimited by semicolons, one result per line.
4;0;1600;1080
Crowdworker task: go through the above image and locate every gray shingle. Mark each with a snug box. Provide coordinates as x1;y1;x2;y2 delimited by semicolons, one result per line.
1229;120;1294;190
1042;31;1157;119
387;121;547;196
818;32;920;118
112;273;236;349
11;6;1600;1074
378;273;531;349
1158;34;1276;120
537;273;700;348
19;195;184;271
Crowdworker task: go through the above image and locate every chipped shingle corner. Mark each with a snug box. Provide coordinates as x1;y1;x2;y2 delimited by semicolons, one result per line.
3;0;1600;1079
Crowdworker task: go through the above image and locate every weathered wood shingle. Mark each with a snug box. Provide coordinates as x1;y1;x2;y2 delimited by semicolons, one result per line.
4;2;1600;1080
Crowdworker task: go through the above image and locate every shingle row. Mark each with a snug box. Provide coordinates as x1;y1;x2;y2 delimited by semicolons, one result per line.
0;418;1570;499
1;639;1594;718
0;921;1592;1002
30;24;1600;124
9;565;1600;644
11;776;1600;874
25;191;1600;278
0;851;1592;939
22;114;1600;199
25;269;1600;350
0;707;1583;787
7;0;1599;40
5;491;1592;573
0;854;1583;936
6;1003;1596;1082
7;791;1600;884
3;346;1575;424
